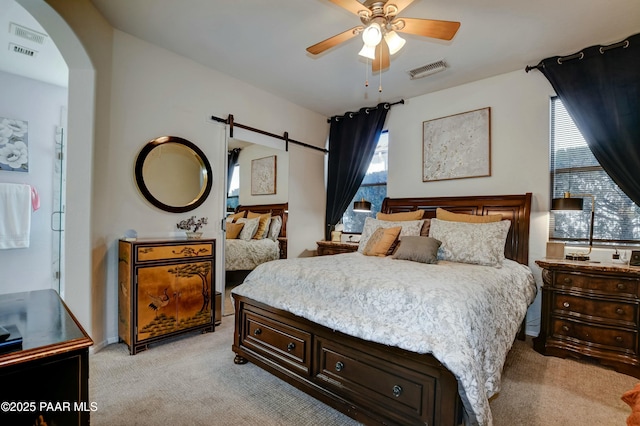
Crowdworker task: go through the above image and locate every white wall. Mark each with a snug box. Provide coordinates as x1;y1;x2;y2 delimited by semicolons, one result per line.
0;70;67;294
98;30;328;347
386;69;556;335
238;143;289;206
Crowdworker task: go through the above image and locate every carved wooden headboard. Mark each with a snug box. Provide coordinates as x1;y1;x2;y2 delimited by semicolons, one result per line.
381;193;532;265
235;203;288;239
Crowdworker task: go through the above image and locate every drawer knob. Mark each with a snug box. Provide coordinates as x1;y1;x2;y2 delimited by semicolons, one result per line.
392;385;403;398
616;308;625;315
563;302;570;308
287;342;296;352
253;328;262;336
562;325;570;332
616;336;623;343
563;277;572;284
335;361;344;372
617;283;626;290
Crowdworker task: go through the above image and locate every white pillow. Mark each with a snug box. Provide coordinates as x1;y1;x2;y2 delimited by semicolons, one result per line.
236;217;260;241
358;217;425;253
428;218;511;267
267;215;282;241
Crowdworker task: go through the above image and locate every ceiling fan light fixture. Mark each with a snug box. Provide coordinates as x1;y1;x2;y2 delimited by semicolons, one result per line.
361;22;382;47
384;31;405;55
358;43;376;60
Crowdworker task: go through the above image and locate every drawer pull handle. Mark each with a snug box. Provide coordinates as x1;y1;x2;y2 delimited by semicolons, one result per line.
254;328;262;336
562;325;570;332
617;283;626;290
563;277;572;284
616;336;623;343
392;385;403;398
616;308;625;315
287;342;296;352
335;361;344;372
563;302;570;308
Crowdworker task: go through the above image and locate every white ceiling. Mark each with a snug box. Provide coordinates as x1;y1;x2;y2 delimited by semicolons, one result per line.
2;1;640;117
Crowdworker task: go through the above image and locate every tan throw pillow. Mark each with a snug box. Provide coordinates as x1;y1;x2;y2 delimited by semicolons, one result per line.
377;210;424;221
436;207;502;223
363;226;402;257
227;211;245;222
247;211;271;239
392;236;441;264
226;222;244;239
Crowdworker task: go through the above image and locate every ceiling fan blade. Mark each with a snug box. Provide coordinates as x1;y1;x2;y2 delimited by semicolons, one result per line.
372;40;390;72
396;17;461;41
329;0;370;16
385;0;416;16
306;26;363;55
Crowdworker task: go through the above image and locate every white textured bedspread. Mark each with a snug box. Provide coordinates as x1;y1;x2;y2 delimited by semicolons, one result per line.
225;238;279;271
232;252;536;426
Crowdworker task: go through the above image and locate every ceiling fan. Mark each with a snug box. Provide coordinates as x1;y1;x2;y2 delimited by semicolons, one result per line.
306;0;460;72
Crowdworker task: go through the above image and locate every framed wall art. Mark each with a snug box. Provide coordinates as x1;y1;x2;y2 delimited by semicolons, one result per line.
0;117;29;172
251;155;277;195
422;107;490;182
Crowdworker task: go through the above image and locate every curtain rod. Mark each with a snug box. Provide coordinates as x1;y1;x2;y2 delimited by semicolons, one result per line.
327;99;404;123
525;38;631;73
211;114;328;154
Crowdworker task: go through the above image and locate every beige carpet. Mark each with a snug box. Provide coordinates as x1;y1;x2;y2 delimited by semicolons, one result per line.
90;318;636;425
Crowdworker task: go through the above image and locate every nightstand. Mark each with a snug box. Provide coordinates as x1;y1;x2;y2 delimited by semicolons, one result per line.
534;258;640;378
316;240;359;256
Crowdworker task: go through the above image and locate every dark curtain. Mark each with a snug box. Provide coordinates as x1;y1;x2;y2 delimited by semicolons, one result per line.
325;102;390;240
537;32;640;206
227;148;241;193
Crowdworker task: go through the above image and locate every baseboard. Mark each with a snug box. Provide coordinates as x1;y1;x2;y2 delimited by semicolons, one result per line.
90;336;120;354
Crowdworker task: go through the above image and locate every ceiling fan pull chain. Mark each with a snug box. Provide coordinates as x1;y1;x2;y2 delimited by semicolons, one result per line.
379;45;383;93
365;58;369;87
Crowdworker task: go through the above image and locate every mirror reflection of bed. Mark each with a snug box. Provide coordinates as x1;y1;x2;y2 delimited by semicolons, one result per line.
224;138;288;315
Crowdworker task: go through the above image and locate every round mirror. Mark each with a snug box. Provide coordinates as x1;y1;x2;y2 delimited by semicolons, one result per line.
135;136;213;213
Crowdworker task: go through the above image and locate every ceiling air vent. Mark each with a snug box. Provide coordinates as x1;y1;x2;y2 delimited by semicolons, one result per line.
407;60;447;80
9;22;47;45
9;43;37;58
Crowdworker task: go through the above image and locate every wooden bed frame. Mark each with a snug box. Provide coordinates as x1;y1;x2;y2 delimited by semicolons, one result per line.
232;194;532;426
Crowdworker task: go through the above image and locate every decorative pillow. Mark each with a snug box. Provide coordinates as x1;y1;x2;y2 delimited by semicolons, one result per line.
358;217;424;253
392;236;441;264
429;218;511;267
236;217;260;241
376;210;424;221
247;211;271;239
226;222;244;239
436;207;502;223
267;215;282;241
227;211;245;222
363;226;401;257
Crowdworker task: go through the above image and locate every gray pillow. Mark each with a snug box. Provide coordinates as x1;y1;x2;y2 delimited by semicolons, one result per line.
392;236;441;264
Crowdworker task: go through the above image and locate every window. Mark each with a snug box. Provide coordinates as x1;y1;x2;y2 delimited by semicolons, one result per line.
341;131;388;233
227;163;239;212
550;97;640;246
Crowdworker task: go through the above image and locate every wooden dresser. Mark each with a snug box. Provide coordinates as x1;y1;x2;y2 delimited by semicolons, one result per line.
118;238;216;354
0;289;93;425
316;240;359;256
534;258;640;378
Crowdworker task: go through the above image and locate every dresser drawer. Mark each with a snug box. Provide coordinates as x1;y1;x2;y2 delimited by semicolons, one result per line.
241;311;311;375
553;293;638;326
554;272;639;296
136;242;214;262
315;338;435;422
551;318;637;353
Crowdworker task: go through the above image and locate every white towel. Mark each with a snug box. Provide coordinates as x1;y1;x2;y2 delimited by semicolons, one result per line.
0;183;31;249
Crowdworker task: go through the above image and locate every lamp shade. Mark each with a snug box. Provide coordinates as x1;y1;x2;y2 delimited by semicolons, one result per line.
358;43;376;60
353;199;372;212
551;197;584;211
384;31;406;55
362;23;382;46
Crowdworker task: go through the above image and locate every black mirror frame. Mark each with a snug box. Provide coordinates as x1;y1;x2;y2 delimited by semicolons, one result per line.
134;136;213;213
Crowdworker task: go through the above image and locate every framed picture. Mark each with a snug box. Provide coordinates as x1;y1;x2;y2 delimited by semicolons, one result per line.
251;155;277;195
0;117;29;172
422;107;490;182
